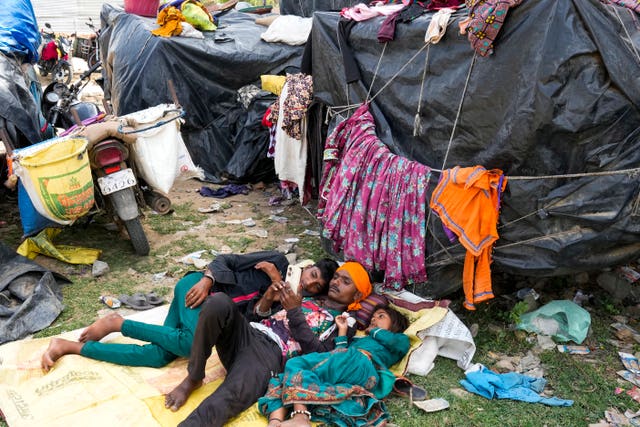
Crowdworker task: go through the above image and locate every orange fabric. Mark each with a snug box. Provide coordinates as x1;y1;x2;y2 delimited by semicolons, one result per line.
152;7;184;37
337;261;372;310
430;166;507;310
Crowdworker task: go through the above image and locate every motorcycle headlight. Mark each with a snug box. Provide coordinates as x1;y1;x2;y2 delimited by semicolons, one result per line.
45;92;59;103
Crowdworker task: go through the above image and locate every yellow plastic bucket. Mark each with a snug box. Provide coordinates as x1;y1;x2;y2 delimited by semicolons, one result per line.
13;137;94;225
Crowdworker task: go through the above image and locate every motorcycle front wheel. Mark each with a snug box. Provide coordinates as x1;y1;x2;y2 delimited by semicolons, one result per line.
52;61;73;84
87;51;99;70
124;218;150;256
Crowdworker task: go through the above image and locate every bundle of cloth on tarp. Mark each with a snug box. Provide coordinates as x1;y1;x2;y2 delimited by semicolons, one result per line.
306;0;640;297
0;241;69;345
99;3;304;183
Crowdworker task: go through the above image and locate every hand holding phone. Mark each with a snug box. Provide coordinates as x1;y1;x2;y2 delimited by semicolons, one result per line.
285;265;302;295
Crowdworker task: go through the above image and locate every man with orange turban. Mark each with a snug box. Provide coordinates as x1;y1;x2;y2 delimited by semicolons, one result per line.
165;260;372;427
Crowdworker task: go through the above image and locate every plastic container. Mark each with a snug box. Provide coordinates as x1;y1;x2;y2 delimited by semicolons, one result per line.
12;137;94;225
124;0;160;17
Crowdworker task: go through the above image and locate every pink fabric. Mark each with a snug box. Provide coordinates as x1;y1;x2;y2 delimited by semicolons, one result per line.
319;103;430;290
340;2;406;21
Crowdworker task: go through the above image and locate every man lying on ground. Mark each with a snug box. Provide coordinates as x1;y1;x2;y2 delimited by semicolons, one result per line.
41;251;338;370
164;261;373;427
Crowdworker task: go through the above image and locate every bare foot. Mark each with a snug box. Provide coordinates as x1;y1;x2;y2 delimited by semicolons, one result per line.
164;376;203;411
79;313;124;342
41;338;83;372
280;415;311;427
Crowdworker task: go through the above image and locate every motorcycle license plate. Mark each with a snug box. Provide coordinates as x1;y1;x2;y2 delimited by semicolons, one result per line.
97;168;137;195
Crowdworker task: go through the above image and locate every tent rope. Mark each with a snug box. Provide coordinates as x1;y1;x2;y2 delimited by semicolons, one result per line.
366;42;388;102
413;44;431;137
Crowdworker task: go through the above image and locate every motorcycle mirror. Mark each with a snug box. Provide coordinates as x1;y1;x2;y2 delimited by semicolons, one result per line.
45;23;51;28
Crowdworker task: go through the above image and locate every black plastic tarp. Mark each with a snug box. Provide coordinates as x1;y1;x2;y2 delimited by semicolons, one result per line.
308;0;640;296
99;4;304;182
0;242;68;344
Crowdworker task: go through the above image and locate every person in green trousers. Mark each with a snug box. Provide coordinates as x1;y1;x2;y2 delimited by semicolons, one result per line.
41;272;202;369
40;252;338;371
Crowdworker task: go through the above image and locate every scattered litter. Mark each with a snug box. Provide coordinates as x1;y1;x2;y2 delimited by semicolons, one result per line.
269;215;288;223
615;387;625;395
127;268;139;275
618;370;640;387
92;260;110;277
268;196;284;206
301;229;320;236
198;202;223;213
517;300;591;344
223;218;256;227
611;323;640;344
99;295;121;309
271;208;284;214
247;229;268;238
536;334;556;351
516;288;539;300
617;265;640;283
219;245;233;254
572;289;592;306
628;386;640;403
301;220;311;226
276;243;295;254
413;398;449;413
557;345;590;354
178;250;211;269
153;271;168;281
605;408;632;426
284;237;299;243
619;352;640;374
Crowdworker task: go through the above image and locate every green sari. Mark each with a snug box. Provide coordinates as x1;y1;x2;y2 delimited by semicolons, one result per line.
258;328;409;426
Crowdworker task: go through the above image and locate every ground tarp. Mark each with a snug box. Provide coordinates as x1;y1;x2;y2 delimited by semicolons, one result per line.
308;0;640;296
0;241;68;344
99;4;304;183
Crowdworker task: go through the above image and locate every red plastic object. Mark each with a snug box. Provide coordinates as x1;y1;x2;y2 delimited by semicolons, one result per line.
124;0;160;17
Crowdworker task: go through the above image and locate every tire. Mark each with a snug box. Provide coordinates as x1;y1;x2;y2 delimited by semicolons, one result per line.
87;51;98;69
124;218;150;255
52;61;73;85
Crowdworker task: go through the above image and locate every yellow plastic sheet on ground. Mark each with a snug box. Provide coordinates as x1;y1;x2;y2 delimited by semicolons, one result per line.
0;305;449;426
17;227;101;265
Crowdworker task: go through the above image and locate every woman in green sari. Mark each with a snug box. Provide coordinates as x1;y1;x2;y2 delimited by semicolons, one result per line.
258;305;410;427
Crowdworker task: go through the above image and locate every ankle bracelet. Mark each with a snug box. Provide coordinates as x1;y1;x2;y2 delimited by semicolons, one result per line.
290;409;311;419
268;417;282;423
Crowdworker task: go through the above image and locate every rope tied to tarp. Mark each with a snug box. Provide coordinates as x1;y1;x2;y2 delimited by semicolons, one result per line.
116;108;184;135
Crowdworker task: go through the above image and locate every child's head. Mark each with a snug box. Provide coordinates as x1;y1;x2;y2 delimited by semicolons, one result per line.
369;304;409;333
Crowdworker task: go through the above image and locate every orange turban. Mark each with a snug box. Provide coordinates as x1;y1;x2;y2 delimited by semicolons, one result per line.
337;261;372;311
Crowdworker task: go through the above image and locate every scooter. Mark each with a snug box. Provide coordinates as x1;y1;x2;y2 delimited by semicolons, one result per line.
37;23;73;84
41;61;151;255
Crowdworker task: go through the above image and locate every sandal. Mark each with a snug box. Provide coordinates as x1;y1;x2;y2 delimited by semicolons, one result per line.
119;293;154;310
145;292;165;305
393;376;428;401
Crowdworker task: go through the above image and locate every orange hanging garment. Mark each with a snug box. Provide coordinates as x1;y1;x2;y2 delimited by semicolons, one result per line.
430;166;507;310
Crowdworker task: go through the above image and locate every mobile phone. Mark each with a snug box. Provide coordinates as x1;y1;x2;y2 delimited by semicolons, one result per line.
285;265;302;295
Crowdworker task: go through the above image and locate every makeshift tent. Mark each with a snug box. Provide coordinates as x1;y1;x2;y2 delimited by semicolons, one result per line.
0;0;44;148
306;0;640;296
100;4;304;183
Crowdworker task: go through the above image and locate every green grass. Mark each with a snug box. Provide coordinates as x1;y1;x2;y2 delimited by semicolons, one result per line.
146;202;205;234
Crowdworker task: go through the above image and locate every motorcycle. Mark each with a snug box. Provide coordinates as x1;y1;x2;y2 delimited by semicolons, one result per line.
85;18;101;69
41;61;153;255
37;23;73;84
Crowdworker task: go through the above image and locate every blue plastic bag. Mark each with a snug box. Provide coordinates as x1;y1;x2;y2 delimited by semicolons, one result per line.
0;0;41;63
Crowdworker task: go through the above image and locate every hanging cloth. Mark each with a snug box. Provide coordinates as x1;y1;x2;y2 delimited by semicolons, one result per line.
320;103;430;289
429;166;507;310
